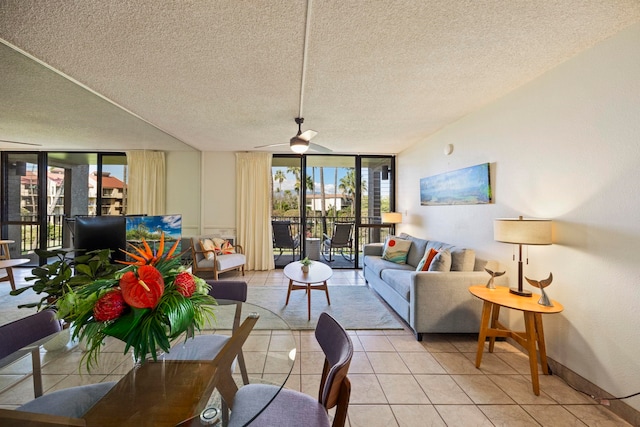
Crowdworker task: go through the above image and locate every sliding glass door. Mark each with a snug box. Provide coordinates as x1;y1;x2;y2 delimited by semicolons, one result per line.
1;152;127;265
271;154;395;269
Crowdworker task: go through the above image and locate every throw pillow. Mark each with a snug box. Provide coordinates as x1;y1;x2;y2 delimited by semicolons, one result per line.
416;248;439;271
212;237;226;254
200;239;216;261
382;236;412;264
220;240;236;255
428;250;452;272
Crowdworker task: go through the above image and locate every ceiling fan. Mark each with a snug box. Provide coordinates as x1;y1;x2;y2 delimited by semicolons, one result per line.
255;117;332;154
0;139;42;147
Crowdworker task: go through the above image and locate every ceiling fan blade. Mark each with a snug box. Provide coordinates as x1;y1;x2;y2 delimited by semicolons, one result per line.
0;139;42;146
308;142;332;153
254;142;288;149
299;130;318;142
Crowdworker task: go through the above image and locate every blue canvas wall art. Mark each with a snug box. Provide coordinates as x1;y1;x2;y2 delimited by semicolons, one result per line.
420;163;492;206
125;214;182;255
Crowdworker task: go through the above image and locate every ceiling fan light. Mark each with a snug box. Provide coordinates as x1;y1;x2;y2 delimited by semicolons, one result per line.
290;137;309;153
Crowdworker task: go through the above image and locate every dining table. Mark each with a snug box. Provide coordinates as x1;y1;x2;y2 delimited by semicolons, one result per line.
0;300;297;427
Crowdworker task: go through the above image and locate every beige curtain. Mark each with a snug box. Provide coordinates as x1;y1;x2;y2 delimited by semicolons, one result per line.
236;152;274;271
126;151;166;215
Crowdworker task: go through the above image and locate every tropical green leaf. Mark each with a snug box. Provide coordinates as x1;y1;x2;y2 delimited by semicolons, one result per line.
102;307;149;342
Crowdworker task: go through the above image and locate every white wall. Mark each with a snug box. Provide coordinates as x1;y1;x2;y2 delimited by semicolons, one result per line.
166;151;238;239
200;151;237;238
165;151;201;237
398;23;640;411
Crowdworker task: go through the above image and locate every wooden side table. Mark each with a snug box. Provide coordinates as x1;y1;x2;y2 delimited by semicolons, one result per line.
468;285;563;395
0;240;29;291
0;259;30;291
0;240;13;260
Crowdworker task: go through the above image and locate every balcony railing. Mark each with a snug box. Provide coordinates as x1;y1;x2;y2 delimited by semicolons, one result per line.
271;215;394;254
17;214;65;254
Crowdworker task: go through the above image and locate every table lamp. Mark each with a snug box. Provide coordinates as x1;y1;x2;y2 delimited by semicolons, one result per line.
494;216;552;296
381;212;402;234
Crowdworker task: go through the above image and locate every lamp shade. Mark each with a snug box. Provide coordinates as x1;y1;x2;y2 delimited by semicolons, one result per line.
494;217;552;245
381;212;402;224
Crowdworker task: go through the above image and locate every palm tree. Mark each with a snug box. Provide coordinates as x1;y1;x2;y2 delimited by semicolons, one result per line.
273;169;286;211
287;167;301;194
339;169;365;216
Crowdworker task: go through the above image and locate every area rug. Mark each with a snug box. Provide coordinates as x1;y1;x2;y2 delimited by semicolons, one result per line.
242;285;404;330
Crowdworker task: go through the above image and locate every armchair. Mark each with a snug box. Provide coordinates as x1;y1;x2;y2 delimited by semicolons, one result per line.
190;236;246;280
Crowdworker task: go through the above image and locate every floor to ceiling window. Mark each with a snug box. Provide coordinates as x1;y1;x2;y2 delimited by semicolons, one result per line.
1;151;127;266
271;154;394;269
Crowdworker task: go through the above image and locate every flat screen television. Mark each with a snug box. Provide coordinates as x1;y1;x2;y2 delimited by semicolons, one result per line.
74;216;127;262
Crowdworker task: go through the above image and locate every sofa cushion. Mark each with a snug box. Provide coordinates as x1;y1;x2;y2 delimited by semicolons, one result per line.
380;269;412;301
382;236;412;264
398;233;428;267
365;256;414;278
428;250;451;272
216;253;246;271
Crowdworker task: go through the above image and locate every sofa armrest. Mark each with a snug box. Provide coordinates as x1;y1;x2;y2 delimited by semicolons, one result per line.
408;271;508;334
363;243;384;257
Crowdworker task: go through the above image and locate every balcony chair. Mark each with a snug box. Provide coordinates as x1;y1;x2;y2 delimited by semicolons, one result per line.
163;280;249;385
272;220;300;261
322;223;354;262
228;312;353;427
190;236;246;280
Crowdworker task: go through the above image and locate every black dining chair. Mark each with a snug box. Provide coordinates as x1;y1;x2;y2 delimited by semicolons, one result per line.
322;223;354;262
272;220;300;261
0;310;63;398
228;312;353;427
0;310;116;425
163;280;250;384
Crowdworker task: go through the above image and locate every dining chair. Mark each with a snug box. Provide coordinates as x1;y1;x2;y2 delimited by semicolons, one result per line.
272;220;301;261
228;312;353;427
14;381;116;418
322;222;354;262
163;280;250;384
0;309;62;398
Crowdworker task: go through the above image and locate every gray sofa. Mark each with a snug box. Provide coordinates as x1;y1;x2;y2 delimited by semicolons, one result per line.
363;233;507;340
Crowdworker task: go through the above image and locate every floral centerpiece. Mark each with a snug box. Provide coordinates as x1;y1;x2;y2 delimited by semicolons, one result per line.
57;233;217;370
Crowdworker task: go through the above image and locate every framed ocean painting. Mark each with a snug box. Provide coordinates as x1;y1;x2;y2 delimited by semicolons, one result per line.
420;163;492;206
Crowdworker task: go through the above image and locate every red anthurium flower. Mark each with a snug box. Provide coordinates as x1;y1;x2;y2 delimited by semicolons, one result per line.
120;265;165;309
174;272;196;297
93;290;127;322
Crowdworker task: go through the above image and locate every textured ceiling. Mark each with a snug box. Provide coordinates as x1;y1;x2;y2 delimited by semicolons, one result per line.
1;0;639;154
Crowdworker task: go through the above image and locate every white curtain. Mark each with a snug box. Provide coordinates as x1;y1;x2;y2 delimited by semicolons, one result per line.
126;151;166;215
236;152;274;271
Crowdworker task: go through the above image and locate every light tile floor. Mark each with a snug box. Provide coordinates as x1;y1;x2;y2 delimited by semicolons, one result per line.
0;267;631;426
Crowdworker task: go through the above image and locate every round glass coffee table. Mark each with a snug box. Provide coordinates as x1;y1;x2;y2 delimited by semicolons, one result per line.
283;261;333;321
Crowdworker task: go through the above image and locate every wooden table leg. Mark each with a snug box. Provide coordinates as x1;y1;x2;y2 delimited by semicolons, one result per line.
475;301;493;368
307;284;312;321
523;311;540;395
323;281;331;305
488;304;501;353
285;279;293;305
534;313;549;375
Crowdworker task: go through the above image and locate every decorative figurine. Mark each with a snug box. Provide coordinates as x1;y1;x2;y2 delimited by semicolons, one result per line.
525;273;554;307
484;268;505;289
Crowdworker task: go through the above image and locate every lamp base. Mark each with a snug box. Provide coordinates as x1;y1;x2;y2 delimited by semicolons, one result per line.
509;287;533;297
